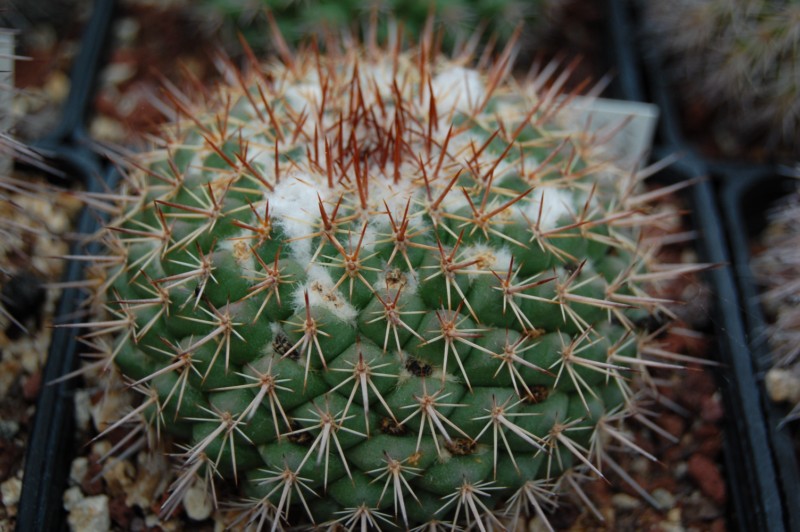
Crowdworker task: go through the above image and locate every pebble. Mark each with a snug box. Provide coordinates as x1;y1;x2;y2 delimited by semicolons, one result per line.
611;493;642;510
145;513;179;531
89;115;126;143
0;419;19;439
1;477;21;508
102;456;136;497
652;487;676;510
91;440;112;460
126;451;169;510
115;18;141;46
630;456;651;476
91;382;133;434
701;393;724;422
66;494;111;532
683;490;722;521
43;71;70;104
63;486;82;509
674;461;688;479
73;388;92;432
183;478;213;521
687;453;726;505
70;457;89;486
19;342;43;374
527;516;552;532
765;367;800;404
100;62;136;87
659;522;686;532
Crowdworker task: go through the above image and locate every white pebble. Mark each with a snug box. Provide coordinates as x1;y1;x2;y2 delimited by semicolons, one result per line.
69;457;89;486
66;494;111;532
0;419;19;439
73;389;92;432
63;486;83;510
1;477;21;507
766;367;800;404
659;522;686;532
652;487;676;510
183;478;213;521
612;492;642;510
528;515;553;532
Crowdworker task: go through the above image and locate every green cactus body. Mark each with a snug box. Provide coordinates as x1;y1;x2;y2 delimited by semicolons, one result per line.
93;39;679;530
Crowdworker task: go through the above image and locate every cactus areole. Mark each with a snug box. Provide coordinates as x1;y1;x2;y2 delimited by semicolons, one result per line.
93;37;682;530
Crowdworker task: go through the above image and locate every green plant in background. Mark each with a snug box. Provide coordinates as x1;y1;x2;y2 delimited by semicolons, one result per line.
641;0;800;157
198;0;544;54
83;30;690;530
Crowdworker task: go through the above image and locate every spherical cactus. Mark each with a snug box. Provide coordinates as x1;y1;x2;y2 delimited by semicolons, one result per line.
641;0;800;157
87;34;685;530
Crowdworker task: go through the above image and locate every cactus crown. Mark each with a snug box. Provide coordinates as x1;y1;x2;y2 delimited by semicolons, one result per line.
88;32;684;530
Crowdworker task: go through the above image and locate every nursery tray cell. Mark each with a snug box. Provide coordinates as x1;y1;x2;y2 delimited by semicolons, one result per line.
16;0;118;531
605;1;789;531
720;169;800;532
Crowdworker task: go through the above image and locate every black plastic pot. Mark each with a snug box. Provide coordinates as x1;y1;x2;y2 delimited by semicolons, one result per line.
17;1;118;531
605;2;791;531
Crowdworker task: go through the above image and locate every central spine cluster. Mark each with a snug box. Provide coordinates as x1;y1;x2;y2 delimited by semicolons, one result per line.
89;38;683;530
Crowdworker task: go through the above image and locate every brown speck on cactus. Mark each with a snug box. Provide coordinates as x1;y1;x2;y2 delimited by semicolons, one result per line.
73;22;708;531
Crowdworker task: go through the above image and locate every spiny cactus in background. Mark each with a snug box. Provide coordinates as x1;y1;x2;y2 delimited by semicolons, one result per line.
81;31;692;530
198;0;545;55
0;137;71;336
752;175;800;422
641;0;800;157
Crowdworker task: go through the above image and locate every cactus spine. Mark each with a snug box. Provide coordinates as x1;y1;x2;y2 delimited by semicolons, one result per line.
85;33;689;530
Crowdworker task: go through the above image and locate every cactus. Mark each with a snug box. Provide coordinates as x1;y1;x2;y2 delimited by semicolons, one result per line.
752;176;800;421
641;0;800;157
84;33;690;530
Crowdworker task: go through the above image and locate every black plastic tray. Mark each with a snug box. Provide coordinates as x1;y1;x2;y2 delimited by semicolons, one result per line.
604;2;787;531
719;169;800;532
17;1;118;531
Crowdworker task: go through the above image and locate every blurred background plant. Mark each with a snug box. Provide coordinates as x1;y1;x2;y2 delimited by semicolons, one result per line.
196;0;547;56
641;0;800;160
752;169;800;423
